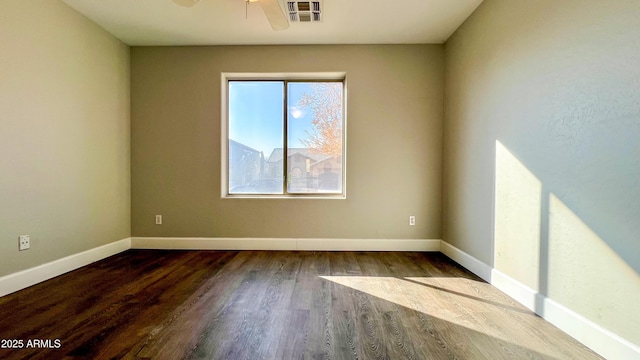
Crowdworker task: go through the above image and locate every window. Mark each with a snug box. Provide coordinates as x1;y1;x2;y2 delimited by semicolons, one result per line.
222;74;346;198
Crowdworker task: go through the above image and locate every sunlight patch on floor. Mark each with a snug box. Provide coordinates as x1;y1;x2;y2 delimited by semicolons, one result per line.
320;275;563;359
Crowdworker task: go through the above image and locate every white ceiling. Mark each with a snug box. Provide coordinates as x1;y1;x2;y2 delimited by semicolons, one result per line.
61;0;483;46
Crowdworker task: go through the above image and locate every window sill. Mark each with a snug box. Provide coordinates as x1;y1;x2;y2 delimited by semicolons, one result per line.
222;194;346;200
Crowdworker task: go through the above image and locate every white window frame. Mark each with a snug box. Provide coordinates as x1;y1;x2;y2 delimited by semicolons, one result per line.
221;72;347;199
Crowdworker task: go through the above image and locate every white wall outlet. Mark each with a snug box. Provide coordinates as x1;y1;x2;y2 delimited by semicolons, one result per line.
155;215;162;225
19;235;30;251
409;216;416;226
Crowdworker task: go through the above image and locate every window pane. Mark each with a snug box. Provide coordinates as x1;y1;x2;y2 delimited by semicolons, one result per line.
228;81;284;194
287;82;343;193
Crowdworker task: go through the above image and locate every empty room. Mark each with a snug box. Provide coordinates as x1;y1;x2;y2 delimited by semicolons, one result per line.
0;0;638;359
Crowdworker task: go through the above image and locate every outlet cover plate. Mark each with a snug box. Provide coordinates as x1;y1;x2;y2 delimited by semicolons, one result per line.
19;235;30;251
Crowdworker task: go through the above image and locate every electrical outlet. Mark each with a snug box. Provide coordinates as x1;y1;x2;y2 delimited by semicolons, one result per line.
19;235;30;251
155;215;162;225
409;216;416;226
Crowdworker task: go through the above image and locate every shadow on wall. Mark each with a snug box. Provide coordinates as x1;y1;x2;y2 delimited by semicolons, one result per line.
493;140;640;346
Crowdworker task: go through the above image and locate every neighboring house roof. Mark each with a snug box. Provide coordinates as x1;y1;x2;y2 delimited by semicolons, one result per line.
267;148;329;163
310;155;341;167
229;139;262;154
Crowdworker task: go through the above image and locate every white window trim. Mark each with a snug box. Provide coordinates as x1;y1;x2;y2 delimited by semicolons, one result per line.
220;72;347;199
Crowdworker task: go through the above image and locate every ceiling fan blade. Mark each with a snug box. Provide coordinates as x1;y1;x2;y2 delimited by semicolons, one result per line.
173;0;200;7
258;0;290;31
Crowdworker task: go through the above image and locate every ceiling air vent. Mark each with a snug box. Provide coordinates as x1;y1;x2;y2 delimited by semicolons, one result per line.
284;1;322;23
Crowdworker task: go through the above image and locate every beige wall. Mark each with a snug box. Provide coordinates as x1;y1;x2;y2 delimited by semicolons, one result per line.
444;0;640;346
131;45;443;239
2;0;637;349
0;0;130;277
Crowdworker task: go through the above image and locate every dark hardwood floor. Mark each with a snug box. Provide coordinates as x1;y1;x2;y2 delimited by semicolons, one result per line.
0;250;602;359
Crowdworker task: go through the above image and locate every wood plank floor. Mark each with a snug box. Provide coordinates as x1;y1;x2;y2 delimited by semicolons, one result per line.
0;250;602;360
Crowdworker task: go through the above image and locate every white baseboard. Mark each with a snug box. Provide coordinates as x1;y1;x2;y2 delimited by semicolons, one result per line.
440;241;640;360
490;269;539;312
131;237;441;252
0;237;131;298
542;296;640;360
0;237;436;298
439;240;492;282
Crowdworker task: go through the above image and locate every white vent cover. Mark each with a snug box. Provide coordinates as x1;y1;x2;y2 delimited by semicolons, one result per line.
283;1;322;23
